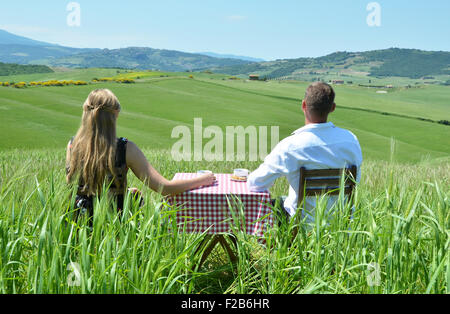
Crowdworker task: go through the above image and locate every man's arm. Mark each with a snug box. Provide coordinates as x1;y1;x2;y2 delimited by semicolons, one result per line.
248;139;300;192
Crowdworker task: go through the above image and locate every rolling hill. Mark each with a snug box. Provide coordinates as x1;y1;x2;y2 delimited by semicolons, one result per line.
2;29;449;81
0;70;448;163
211;48;450;81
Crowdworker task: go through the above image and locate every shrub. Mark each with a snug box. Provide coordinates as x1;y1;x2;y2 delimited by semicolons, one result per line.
116;78;135;84
14;82;27;89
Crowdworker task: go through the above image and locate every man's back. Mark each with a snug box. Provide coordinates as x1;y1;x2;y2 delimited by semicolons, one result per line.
248;122;363;221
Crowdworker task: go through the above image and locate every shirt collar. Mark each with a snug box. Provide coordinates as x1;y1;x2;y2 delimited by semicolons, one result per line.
292;122;335;135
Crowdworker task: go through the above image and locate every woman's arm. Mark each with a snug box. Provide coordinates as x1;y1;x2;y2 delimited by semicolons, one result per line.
126;141;215;196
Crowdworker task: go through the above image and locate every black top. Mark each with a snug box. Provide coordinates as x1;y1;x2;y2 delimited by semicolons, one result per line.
67;137;129;216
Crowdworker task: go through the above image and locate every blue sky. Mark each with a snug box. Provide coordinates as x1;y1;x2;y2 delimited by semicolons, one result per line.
0;0;449;60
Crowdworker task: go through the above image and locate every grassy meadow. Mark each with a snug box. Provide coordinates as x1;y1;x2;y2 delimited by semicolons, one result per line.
0;68;448;294
1;72;449;162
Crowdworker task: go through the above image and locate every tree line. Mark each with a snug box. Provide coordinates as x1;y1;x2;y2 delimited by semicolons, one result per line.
0;62;53;76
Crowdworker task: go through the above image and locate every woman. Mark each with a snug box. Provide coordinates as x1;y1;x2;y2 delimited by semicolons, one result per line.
66;89;215;217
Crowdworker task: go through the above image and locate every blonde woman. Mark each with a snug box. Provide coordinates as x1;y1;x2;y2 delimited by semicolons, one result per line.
66;89;215;219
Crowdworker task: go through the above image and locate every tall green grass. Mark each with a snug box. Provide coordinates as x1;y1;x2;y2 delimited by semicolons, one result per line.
0;149;448;294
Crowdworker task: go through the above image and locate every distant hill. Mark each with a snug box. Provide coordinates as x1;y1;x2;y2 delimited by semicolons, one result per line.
0;44;99;65
35;47;254;72
0;62;53;77
0;29;253;72
2;29;449;79
197;52;265;63
0;29;54;46
0;29;98;64
211;48;450;80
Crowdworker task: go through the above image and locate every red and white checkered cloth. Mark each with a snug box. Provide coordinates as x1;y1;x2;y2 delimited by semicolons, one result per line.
168;173;274;237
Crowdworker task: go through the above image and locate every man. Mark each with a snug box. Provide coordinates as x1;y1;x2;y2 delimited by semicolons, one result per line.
248;82;363;223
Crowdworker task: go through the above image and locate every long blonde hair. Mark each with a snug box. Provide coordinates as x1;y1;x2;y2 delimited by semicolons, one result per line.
67;89;122;196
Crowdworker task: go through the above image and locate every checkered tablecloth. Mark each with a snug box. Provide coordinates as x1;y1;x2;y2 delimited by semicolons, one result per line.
168;173;274;237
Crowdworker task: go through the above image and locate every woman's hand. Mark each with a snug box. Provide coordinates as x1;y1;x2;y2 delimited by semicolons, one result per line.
197;173;216;187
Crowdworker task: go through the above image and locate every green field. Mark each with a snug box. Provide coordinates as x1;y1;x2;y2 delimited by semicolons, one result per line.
0;69;449;163
0;68;448;294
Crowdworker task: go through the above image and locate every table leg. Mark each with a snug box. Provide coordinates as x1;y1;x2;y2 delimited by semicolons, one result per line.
194;234;212;256
195;235;220;269
194;234;239;269
218;235;238;263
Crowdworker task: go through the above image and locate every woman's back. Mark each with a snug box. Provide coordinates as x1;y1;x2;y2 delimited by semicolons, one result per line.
66;88;216;222
67;137;129;217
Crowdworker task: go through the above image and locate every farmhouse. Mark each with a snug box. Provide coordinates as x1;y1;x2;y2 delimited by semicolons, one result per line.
249;74;260;81
332;80;344;85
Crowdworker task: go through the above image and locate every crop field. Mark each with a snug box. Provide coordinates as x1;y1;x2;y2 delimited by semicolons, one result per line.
0;68;448;294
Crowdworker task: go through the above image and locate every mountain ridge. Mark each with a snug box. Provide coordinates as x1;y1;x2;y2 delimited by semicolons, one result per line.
0;29;255;71
34;47;253;72
1;29;449;79
197;52;265;62
0;29;56;47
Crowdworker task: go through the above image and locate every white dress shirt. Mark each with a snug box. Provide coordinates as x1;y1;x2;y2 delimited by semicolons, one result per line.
248;122;363;222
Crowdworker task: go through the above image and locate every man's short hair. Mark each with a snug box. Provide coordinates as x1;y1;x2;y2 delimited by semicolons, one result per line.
304;82;335;118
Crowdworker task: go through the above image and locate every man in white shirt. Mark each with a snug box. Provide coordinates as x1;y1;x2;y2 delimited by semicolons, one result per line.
248;82;363;224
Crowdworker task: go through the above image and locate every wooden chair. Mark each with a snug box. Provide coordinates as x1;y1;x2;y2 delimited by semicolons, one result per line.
298;166;358;208
291;166;358;237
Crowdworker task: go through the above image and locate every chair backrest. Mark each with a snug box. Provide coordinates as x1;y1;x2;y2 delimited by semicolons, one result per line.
297;166;358;209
